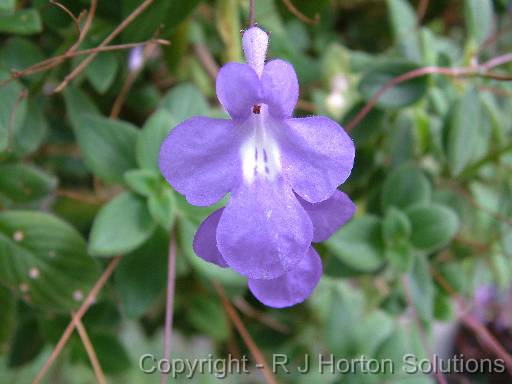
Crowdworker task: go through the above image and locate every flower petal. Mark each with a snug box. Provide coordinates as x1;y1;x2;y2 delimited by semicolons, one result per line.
193;209;228;267
279;116;355;203
159;117;241;206
261;59;298;118
248;247;322;308
216;63;261;120
299;190;356;242
217;179;313;279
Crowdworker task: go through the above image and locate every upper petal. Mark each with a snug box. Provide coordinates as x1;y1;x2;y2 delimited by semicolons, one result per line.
248;246;322;308
261;59;298;118
159;117;241;206
279;116;355;203
299;190;356;242
216;63;261;120
216;178;313;279
193;208;228;267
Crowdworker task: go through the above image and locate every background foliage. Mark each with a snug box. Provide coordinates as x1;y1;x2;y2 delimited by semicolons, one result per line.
1;0;512;383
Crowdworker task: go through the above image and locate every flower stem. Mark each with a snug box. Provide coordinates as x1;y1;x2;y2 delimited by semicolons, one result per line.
248;0;255;26
161;231;177;384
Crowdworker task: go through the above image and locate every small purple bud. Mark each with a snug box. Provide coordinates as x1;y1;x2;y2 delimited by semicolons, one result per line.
242;27;268;77
128;46;144;72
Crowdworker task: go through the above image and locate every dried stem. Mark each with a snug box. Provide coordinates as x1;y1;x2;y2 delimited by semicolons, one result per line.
49;0;82;34
194;43;220;80
346;54;512;131
74;316;106;384
33;256;122;384
161;232;177;384
233;297;290;334
53;0;155;93
402;277;447;384
416;0;429;25
214;282;278;384
281;0;319;25
431;269;512;374
249;0;255;27
0;39;168;87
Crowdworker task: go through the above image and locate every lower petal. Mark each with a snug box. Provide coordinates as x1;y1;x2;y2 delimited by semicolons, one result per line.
216;179;313;279
279;116;355;203
248;247;322;308
299;190;356;242
193;209;228;268
159;117;241;206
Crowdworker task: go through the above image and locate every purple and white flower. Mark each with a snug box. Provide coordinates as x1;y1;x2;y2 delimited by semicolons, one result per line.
159;26;355;307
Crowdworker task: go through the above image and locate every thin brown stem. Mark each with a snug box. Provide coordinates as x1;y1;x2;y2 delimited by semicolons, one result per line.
53;0;155;93
281;0;319;25
416;0;429;25
74;315;106;384
0;39;168;87
49;0;81;34
161;232;177;384
194;43;220;80
402;277;447;384
233;297;290;334
249;0;255;27
214;282;278;384
431;269;512;374
33;256;122;384
346;53;512;131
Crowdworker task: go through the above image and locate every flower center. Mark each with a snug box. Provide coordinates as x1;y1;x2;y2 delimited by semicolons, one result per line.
240;104;281;184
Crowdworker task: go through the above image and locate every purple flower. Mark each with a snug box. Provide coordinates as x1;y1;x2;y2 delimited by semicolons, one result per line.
159;27;355;307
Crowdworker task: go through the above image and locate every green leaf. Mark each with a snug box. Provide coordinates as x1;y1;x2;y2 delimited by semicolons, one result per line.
122;0;200;42
0;37;44;84
326;215;385;272
383;207;412;243
63;86;99;128
0;285;15;354
115;229;168;318
12;98;47;156
385;241;415;273
0;0;15;13
136;109;177;172
71;332;131;374
0;211;100;312
0;71;27;153
382;164;431;210
464;0;494;46
406;254;434;322
406;203;459;252
0;164;56;204
186;296;229;341
148;187;176;231
89;192;156;257
359;61;428;108
159;83;209;121
0;9;42;35
387;0;420;60
124;169;160;197
444;87;482;176
73;114;139;183
85;53;118;94
7;314;44;367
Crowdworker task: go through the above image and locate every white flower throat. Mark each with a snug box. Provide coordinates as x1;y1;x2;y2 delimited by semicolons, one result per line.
241;104;282;184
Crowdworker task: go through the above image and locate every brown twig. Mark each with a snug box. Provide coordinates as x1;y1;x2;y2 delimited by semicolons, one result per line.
0;39;168;87
233;297;290;334
248;0;255;27
346;53;512;131
110;37;163;118
431;269;512;374
55;189;107;205
281;0;319;25
53;0;155;93
194;43;220;80
161;232;177;384
402;277;447;384
74;315;106;384
49;0;82;34
416;0;429;26
33;256;122;384
214;282;278;384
